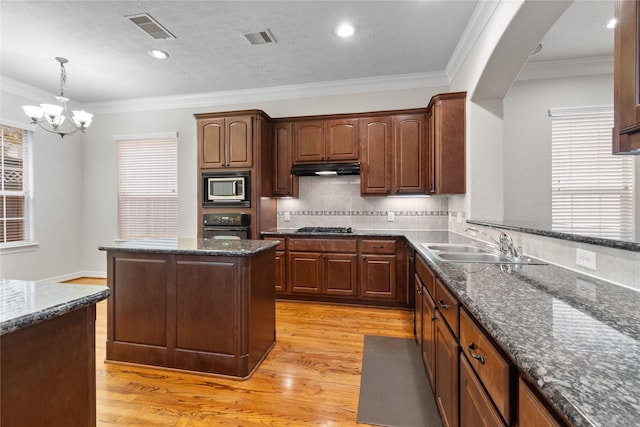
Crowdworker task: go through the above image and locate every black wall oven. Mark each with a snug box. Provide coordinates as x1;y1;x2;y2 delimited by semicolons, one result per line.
202;213;250;239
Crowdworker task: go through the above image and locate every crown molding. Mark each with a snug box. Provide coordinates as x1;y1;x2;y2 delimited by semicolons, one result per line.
445;0;501;82
516;56;613;81
1;76;85;110
80;72;448;114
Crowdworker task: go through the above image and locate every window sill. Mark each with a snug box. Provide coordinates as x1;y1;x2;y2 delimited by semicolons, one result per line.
0;242;39;254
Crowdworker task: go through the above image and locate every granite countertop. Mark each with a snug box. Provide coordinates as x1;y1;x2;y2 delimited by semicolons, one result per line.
405;230;639;427
261;228;408;238
99;237;279;256
0;279;111;335
265;228;640;426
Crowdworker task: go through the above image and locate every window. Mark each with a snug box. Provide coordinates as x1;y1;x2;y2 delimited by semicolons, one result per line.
550;106;634;240
116;133;178;239
1;123;33;247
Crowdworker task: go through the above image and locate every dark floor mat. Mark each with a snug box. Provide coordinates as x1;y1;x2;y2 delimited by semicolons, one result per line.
357;335;442;427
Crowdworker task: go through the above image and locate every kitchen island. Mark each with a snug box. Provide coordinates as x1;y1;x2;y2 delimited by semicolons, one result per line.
99;238;278;378
0;279;110;427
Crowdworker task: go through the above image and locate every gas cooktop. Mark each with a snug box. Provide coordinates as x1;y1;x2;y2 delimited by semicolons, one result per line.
296;227;353;234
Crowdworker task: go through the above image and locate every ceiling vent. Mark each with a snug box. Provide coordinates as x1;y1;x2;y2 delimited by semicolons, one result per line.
243;29;277;45
127;13;176;40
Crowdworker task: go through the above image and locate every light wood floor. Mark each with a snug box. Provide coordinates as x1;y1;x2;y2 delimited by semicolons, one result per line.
67;278;415;426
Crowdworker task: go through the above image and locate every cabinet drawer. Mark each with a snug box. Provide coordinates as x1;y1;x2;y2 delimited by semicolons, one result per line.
460;308;513;425
416;256;435;298
361;239;397;254
289;238;357;253
435;278;459;336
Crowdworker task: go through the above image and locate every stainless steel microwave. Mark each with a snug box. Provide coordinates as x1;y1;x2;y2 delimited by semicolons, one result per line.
202;171;250;207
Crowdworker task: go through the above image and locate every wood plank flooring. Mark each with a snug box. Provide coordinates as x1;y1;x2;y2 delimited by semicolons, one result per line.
66;278;415;426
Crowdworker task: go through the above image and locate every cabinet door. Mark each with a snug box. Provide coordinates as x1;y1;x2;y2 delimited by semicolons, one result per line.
226;116;253;167
460;355;506;427
323;253;358;296
393;114;427;193
415;273;424;345
519;378;563;427
275;250;286;292
326;118;359;161
288;252;323;294
613;0;640;153
273;122;298;197
422;279;436;393
435;311;460;427
430;95;466;194
200;118;225;168
293;120;325;163
360;254;397;300
360;117;392;195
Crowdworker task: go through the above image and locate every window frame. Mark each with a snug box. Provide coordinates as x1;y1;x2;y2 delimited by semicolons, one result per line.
0;119;36;253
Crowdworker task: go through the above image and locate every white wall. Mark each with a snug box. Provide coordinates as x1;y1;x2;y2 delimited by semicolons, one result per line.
503;73;614;223
0;91;85;281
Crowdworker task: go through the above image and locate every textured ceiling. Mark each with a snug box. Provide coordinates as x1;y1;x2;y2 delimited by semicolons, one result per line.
0;0;613;105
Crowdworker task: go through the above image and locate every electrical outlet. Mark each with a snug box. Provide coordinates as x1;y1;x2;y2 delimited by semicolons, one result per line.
387;211;395;222
284;211;291;222
576;248;597;270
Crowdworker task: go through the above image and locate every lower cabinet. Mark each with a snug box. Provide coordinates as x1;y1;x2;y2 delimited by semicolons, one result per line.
268;235;406;306
460;355;507;427
435;310;460;427
519;378;565;427
420;274;436;393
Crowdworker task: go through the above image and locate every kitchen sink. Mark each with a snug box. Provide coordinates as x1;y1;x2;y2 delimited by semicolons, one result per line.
421;243;546;265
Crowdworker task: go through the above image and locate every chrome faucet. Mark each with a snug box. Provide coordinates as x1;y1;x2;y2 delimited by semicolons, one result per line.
464;227;521;258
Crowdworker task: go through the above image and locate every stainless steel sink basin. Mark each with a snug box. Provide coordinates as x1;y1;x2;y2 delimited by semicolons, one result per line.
423;243;490;253
421;243;546;265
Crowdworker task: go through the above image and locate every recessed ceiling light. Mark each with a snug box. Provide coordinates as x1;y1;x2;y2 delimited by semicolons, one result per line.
148;49;169;59
335;23;355;38
606;18;617;29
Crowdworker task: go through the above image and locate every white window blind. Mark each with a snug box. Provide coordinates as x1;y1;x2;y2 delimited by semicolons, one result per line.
550;106;634;240
117;135;178;239
0;124;32;246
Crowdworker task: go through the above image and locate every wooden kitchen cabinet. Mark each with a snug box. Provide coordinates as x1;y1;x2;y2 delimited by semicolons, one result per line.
519;378;565;427
360;116;392;195
272;121;298;197
421;275;437;393
360;239;396;297
198;115;253;168
460;308;513;425
393;113;428;193
460;355;507;427
427;92;466;194
613;0;640;153
435;309;460;427
288;238;358;297
293;118;359;163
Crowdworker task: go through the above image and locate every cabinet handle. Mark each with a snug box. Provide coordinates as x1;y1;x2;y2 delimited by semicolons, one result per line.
438;299;449;309
373;245;384;249
467;342;485;364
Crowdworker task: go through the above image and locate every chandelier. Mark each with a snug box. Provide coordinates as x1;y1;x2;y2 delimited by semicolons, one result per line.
22;57;93;138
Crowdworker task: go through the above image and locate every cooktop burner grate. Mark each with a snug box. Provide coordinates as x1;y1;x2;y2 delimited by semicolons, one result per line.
296;227;353;233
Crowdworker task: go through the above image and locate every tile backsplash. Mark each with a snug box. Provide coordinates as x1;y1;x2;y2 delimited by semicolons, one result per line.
276;176;449;230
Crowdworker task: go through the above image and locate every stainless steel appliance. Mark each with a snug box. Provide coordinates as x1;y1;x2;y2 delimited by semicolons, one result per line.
202;171;250;208
203;213;250;239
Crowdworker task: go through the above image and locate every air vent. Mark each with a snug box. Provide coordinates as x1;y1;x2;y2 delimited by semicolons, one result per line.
127;13;176;40
243;29;277;45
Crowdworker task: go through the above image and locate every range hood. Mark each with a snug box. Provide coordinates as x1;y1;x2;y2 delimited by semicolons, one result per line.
291;163;360;176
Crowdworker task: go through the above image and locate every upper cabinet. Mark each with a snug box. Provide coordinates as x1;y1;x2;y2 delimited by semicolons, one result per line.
427;92;466;194
613;0;640;154
360;116;392;195
198;116;253;168
293;118;359;163
272;121;298;197
393;113;428;194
